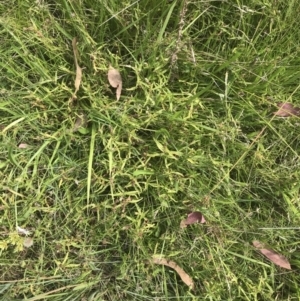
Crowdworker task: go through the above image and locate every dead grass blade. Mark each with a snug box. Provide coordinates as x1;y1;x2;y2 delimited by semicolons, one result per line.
72;37;83;100
152;257;194;289
108;65;122;100
253;240;292;270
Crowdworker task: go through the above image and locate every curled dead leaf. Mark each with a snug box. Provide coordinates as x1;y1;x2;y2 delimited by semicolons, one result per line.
108;65;122;100
152;257;194;289
274;102;300;117
180;211;206;228
253;240;291;270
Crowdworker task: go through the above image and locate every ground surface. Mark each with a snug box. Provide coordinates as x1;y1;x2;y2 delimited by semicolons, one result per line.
1;0;300;300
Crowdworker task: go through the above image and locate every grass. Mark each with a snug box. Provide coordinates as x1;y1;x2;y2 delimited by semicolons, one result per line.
1;0;300;300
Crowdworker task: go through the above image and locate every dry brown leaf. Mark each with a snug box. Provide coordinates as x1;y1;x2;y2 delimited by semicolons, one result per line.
23;237;34;248
108;65;122;100
180;211;206;228
274;102;300;117
18;143;29;149
72;37;83;99
152;257;194;289
253;240;291;270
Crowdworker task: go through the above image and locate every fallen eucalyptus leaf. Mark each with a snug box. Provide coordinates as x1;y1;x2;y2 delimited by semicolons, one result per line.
253;240;291;270
180;211;206;228
152;257;194;289
108;65;122;100
72;37;83;99
274;102;300;117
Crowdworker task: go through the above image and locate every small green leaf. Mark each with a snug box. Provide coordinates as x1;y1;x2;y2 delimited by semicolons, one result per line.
133;170;154;176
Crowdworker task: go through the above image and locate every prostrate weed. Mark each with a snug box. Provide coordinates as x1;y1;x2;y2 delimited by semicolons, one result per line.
0;1;300;300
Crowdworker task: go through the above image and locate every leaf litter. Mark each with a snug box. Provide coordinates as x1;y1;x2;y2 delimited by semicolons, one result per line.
152;257;194;289
23;237;34;248
253;240;291;270
273;102;300;117
71;37;83;100
108;65;122;100
180;211;206;228
18;143;29;149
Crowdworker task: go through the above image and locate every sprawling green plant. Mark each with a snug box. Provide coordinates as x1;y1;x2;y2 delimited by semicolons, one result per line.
1;0;300;300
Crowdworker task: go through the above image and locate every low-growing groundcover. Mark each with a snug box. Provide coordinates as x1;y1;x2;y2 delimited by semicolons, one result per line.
1;0;300;300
